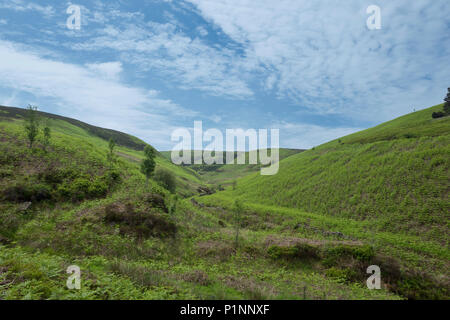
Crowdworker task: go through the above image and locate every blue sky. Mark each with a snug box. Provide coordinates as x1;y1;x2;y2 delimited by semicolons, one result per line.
0;0;449;150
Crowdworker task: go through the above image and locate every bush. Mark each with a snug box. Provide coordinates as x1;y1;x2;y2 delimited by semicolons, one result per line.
104;202;176;238
57;176;108;201
323;244;375;267
268;243;320;260
2;183;51;202
432;111;445;119
145;193;168;213
153;168;176;193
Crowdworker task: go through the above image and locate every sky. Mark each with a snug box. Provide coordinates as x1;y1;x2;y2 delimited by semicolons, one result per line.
0;0;449;150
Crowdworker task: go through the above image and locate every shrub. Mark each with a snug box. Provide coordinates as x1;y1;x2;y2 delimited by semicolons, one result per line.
322;245;375;267
87;178;108;198
56;176;108;201
104;202;177;238
2;183;51;202
145;193;168;213
153;168;176;193
432;111;445;119
268;243;320;260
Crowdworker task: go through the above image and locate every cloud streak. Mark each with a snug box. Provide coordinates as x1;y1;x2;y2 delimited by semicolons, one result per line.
186;0;450;121
0;40;197;149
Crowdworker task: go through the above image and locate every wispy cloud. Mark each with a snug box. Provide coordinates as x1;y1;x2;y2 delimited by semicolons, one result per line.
185;0;450;121
0;0;448;150
0;40;197;148
69;17;254;99
0;0;54;17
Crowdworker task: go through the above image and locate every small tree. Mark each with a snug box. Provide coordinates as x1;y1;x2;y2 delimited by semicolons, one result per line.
24;105;39;148
43;122;51;151
107;139;117;170
444;87;450;115
232;180;237;190
154;168;176;193
141;145;156;188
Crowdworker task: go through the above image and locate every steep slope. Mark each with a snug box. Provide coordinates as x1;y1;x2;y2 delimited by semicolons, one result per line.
196;104;449;298
0;106;404;300
0;106;202;196
0;106;147;150
0;105;447;300
218;105;449;236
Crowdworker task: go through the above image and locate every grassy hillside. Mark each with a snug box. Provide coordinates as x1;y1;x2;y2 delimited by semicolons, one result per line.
0;106;147;151
0;106;202;197
197;104;449;298
0;105;447;300
160;149;304;185
216;105;449;234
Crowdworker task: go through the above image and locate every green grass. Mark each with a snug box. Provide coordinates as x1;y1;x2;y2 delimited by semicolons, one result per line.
195;105;449;299
0;105;448;300
160;149;303;185
216;105;449;236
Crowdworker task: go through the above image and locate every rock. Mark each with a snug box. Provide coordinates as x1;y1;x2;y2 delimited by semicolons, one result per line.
197;186;214;196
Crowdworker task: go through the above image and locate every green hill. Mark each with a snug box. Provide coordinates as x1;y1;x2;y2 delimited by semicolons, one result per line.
0;105;202;197
214;105;449;234
0;105;448;300
197;104;449;299
160;149;304;185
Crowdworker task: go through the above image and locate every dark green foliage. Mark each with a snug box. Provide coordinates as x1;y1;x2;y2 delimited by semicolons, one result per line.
431;89;450;118
395;270;449;300
141;145;156;187
57;176;108;201
153;168;176;193
23;105;39;148
444;87;450;115
268;243;320;260
322;245;375;267
144;193;168;213
432;111;445;118
104;202;177;238
1;183;52;202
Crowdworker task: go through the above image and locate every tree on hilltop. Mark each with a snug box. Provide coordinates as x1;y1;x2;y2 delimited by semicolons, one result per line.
444;87;450;115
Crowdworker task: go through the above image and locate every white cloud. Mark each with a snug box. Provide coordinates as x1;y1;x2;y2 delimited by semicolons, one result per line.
185;0;450;121
0;40;198;149
0;0;54;17
196;26;208;36
86;61;123;81
71;22;254;99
